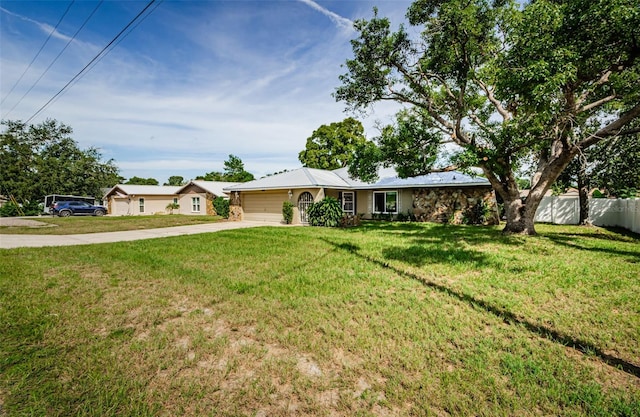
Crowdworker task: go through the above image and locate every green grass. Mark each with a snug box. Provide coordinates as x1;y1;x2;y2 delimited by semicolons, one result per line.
1;223;639;416
0;214;223;234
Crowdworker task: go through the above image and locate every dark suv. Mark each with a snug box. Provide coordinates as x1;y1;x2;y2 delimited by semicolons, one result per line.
51;201;107;217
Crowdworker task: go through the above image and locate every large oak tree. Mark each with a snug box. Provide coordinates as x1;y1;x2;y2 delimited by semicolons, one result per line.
298;117;367;170
335;0;640;234
1;119;121;206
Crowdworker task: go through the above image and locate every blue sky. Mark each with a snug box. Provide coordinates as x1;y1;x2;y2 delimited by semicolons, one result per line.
1;0;412;184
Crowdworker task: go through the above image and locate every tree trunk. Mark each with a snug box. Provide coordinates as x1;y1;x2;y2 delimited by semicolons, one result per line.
502;194;539;235
577;156;590;225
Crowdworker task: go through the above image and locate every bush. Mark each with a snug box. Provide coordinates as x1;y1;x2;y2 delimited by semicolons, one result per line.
307;197;343;227
0;201;41;217
213;196;229;218
282;201;294;224
0;201;20;217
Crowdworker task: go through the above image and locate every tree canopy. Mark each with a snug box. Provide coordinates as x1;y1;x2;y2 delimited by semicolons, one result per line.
164;176;185;186
196;154;255;183
125;177;159;186
335;0;640;234
0;119;121;206
298;117;367;170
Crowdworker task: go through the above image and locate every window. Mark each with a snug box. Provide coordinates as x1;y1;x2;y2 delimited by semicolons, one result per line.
373;191;397;214
342;192;354;214
139;198;145;213
191;197;201;212
173;197;178;205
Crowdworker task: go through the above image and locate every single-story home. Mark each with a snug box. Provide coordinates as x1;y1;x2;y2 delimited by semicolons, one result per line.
224;167;499;225
103;181;237;216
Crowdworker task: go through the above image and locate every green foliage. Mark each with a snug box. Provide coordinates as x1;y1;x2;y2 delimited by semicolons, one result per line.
591;189;606;199
165;202;180;214
307;197;343;227
125;176;158;185
198;155;254;182
299;118;367;170
164;176;185;186
349;110;441;181
0;201;20;217
516;178;531;190
213;196;229;218
223;154;255;182
282;201;294;224
462;201;492;225
590;135;640;198
0;119;121;207
336;0;640;234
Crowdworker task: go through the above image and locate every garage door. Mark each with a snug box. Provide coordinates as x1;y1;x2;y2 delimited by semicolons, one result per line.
242;192;288;222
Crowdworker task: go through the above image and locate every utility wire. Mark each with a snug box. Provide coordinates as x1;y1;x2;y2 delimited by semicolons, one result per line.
59;0;163;106
3;0;104;119
25;0;158;124
0;0;75;108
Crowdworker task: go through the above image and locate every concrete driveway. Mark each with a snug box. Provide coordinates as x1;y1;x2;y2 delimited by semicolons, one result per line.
0;220;285;249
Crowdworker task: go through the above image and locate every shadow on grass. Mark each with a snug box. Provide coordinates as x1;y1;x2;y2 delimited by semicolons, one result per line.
543;232;640;261
324;238;640;380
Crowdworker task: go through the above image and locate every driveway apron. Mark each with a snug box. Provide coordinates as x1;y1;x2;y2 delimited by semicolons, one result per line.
0;221;284;249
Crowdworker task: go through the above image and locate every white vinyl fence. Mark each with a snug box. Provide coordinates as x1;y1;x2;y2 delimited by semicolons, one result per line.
535;197;640;234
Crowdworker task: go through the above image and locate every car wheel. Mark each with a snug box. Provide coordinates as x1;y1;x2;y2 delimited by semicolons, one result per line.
59;210;72;217
94;209;105;216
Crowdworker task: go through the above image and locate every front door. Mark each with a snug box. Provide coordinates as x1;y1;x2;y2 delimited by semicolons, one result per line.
298;192;314;223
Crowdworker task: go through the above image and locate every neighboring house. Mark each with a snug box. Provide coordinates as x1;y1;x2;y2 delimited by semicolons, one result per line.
224;167;499;225
103;181;237;216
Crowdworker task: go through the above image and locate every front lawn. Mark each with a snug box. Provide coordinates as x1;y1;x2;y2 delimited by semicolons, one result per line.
1;223;638;416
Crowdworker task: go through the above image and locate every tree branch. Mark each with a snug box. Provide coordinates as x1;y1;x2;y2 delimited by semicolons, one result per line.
578;94;617;113
475;78;511;121
578;102;640;149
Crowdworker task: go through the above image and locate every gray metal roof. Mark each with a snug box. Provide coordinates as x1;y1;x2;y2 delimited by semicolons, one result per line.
225;167;357;191
225;167;490;192
360;171;491;189
104;184;181;197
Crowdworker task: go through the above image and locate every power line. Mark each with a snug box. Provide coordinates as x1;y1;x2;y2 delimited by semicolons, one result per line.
25;0;158;124
3;1;104;119
60;0;163;105
0;0;75;108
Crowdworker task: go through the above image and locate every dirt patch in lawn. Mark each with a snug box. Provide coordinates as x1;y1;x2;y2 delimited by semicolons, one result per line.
0;217;56;228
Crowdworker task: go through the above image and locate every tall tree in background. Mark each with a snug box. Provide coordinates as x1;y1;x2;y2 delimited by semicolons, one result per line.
298;117;367;170
196;154;254;182
0;119;120;204
335;0;640;234
165;176;185;186
125;177;159;185
223;154;254;182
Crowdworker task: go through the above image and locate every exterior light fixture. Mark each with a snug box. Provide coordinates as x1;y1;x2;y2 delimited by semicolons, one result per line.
288;189;293;199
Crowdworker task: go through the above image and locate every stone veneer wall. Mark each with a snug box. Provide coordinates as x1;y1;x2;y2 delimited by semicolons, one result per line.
228;192;242;221
412;186;500;225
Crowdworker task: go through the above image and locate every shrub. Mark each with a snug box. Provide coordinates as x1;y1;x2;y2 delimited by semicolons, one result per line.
0;201;20;217
213;196;229;218
0;201;40;217
166;202;180;214
307;197;342;227
282;201;294;224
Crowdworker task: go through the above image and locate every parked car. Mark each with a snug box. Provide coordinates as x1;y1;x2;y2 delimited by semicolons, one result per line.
51;201;107;217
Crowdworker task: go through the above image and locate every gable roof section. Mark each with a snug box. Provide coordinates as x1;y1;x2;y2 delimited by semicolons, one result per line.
178;181;239;197
104;184;181;198
225;167;356;191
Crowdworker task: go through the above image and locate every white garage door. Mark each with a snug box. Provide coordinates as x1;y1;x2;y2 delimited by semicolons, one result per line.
242;192;288;222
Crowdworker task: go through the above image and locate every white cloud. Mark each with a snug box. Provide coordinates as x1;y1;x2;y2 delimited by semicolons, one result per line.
296;0;355;32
